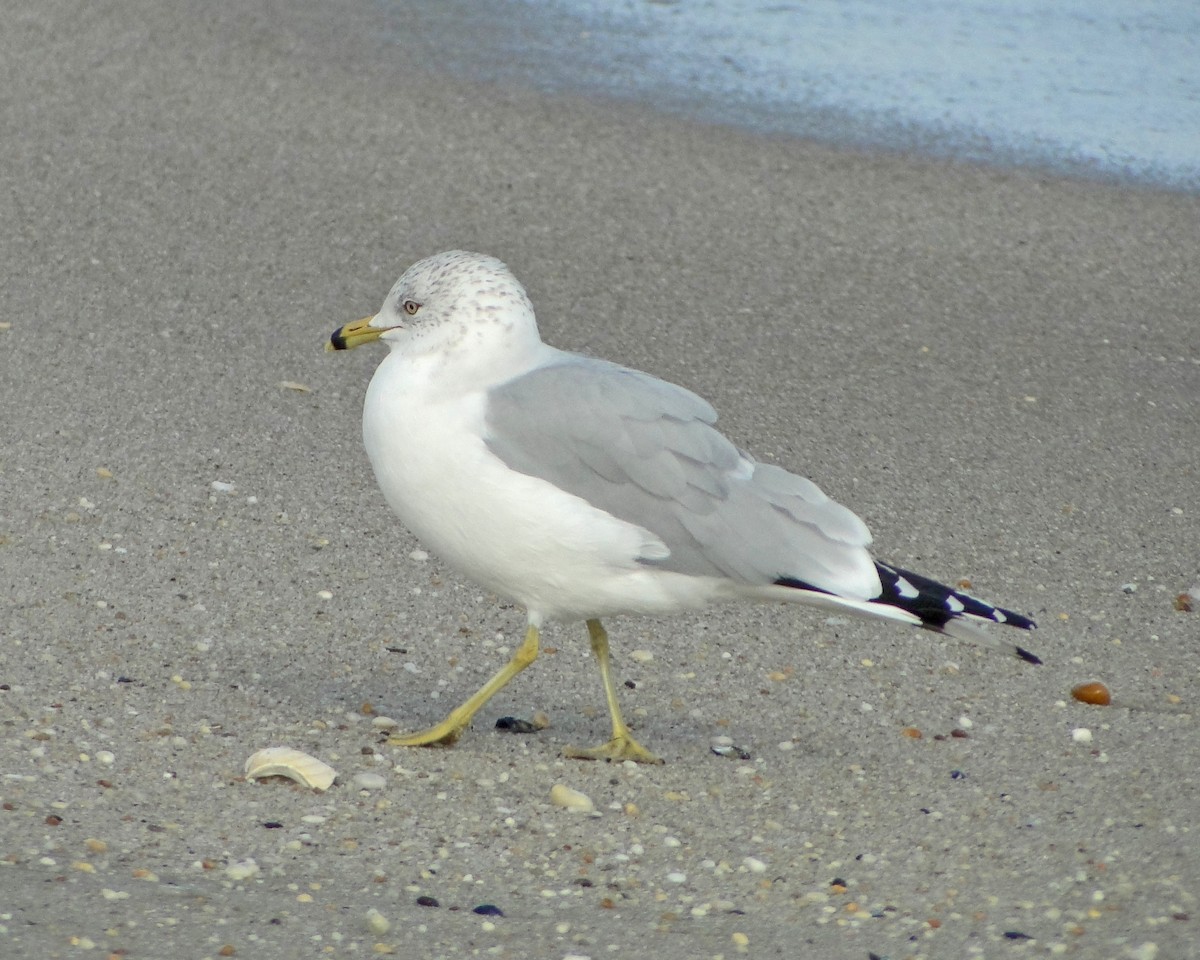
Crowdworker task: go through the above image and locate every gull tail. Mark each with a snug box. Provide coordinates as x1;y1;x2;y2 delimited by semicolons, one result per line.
873;561;1040;664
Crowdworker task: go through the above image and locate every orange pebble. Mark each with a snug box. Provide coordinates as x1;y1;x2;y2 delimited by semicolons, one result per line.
1071;681;1111;706
901;726;923;739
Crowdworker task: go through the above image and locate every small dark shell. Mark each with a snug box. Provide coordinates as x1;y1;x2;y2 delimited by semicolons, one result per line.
495;716;539;733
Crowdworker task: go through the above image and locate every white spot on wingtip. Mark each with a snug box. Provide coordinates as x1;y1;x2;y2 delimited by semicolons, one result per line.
945;596;965;613
895;576;919;599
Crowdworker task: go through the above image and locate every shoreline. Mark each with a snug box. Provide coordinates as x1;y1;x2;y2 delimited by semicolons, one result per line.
381;0;1200;194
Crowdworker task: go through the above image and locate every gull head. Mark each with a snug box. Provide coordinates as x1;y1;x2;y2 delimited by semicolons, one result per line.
328;251;540;359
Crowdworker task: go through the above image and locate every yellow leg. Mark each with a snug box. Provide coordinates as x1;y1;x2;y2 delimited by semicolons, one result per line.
562;619;664;764
388;623;540;749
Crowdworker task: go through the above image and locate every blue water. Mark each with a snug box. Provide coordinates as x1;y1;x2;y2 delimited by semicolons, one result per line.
399;0;1200;191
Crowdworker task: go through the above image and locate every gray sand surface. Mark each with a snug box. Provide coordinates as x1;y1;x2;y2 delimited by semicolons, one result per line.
2;2;1198;958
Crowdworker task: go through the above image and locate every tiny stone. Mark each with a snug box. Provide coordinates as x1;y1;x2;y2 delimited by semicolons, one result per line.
630;649;654;663
354;772;388;791
225;859;260;881
472;904;504;916
494;716;539;733
365;908;390;934
666;872;687;884
550;783;595;814
416;895;439;908
1071;728;1093;744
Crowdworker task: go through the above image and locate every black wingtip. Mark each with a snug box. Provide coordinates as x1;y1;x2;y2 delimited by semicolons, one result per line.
1016;646;1043;665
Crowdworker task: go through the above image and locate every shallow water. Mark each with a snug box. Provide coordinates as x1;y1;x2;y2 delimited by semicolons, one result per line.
390;0;1200;191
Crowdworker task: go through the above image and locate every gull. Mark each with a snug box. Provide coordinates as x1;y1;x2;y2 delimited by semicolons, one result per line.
328;251;1038;763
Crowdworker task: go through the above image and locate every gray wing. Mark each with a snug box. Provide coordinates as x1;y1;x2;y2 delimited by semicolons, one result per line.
484;356;878;598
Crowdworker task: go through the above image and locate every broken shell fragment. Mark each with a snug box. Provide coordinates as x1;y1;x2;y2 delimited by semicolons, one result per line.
244;747;336;791
549;783;595;813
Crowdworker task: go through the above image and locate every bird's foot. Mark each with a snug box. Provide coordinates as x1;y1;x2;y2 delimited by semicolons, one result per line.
387;718;468;748
562;734;664;765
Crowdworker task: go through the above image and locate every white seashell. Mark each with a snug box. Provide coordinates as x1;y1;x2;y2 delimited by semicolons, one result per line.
549;783;594;813
244;747;337;791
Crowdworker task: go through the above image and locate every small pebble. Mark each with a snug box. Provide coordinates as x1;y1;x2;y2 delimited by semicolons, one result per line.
1071;681;1111;706
225;859;260;881
353;772;388;791
365;908;390;934
495;716;540;734
472;904;504;916
416;895;439;908
550;783;594;814
1071;728;1093;744
630;649;654;663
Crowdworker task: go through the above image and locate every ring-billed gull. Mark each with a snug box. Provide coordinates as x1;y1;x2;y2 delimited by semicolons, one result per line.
328;251;1037;764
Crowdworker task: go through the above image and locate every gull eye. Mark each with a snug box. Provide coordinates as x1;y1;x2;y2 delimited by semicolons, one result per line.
402;299;421;316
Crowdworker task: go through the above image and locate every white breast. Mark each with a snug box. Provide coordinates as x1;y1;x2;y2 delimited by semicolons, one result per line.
361;352;696;621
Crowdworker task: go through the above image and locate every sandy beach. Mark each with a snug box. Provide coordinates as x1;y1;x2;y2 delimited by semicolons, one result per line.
2;2;1199;958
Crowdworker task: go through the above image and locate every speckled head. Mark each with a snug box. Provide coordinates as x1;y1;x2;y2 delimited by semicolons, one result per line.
328;251;542;360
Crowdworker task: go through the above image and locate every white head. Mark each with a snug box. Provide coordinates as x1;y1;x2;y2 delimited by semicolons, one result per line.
329;251;543;366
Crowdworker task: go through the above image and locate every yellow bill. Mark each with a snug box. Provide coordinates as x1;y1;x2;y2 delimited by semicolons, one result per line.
327;315;382;352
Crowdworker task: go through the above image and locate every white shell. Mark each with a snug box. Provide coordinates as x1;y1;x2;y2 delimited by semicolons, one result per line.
549;783;595;813
244;747;337;791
